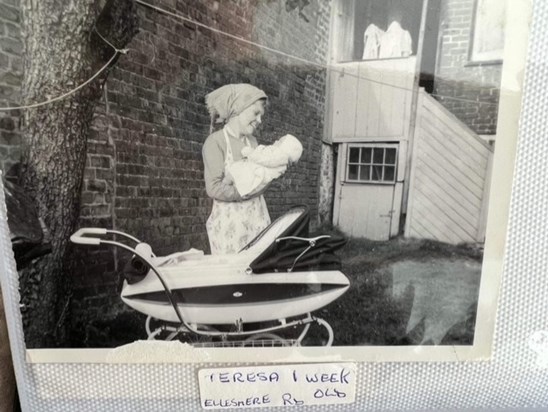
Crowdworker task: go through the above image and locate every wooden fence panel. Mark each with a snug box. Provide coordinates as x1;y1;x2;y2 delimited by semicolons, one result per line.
405;91;494;244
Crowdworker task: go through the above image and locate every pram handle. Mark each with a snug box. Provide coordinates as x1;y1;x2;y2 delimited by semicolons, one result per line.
70;228;108;245
70;228;142;246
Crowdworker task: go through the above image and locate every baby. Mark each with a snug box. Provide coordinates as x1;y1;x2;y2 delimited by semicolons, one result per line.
226;134;303;197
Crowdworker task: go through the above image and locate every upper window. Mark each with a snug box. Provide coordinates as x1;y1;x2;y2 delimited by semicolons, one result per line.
332;0;423;62
469;0;508;63
346;145;397;184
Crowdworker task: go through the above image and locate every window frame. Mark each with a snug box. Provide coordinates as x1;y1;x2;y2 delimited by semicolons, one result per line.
345;143;398;185
467;0;507;65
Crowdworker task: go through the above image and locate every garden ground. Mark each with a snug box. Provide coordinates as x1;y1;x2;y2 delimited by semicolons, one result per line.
319;233;482;346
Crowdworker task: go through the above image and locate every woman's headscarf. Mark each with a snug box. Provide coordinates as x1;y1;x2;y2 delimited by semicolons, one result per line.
205;84;267;127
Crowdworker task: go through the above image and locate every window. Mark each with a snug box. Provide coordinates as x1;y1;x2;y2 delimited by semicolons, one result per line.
346;144;397;184
469;0;507;63
332;0;423;62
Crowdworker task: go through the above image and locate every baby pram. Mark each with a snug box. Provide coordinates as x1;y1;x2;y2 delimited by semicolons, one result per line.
71;206;349;347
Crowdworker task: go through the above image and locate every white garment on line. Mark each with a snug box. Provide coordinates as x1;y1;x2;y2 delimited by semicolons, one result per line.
379;21;413;59
362;23;385;60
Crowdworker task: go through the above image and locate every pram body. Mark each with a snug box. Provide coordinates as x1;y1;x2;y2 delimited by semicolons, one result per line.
71;206;350;346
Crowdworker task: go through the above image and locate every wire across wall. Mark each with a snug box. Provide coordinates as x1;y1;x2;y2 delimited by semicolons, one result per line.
0;0;499;112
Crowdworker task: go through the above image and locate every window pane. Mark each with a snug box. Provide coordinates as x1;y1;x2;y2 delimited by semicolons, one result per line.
361;148;372;163
349;147;360;163
385;148;397;165
348;165;358;180
373;148;384;163
360;165;370;181
372;165;383;181
384;166;395;182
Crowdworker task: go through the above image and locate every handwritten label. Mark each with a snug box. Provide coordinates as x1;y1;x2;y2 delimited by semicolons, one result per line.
198;363;356;409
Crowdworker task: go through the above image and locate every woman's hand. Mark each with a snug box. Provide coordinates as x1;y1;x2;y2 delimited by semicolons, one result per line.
243;178;271;199
222;171;234;185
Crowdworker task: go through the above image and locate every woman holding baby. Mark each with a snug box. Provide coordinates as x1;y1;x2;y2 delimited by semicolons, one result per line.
202;83;272;255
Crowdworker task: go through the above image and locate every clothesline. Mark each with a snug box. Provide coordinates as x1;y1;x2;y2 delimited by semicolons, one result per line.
0;29;128;112
0;1;499;112
135;0;498;106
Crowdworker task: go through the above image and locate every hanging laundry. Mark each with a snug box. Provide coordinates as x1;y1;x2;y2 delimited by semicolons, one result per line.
379;21;413;59
362;23;385;60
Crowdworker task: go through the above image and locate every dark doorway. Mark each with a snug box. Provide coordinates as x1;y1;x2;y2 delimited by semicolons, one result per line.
419;0;442;93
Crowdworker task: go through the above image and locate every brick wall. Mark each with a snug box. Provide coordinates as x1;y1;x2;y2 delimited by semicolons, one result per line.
71;0;332;335
433;0;502;135
0;0;22;174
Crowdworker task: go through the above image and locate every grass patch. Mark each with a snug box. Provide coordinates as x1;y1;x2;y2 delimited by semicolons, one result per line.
311;225;483;345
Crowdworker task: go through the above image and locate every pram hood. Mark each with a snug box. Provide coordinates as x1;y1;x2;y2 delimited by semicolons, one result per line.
243;205;347;274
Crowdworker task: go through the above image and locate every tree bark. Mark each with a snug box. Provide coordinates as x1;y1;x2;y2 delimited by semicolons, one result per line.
19;0;138;348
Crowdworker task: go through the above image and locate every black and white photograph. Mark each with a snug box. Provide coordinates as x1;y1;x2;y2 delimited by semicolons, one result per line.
0;0;521;360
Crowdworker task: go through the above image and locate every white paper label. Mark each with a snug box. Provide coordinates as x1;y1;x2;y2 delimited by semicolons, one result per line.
198;363;356;409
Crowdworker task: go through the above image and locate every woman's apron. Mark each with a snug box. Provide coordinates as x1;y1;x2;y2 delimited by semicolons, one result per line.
206;129;271;254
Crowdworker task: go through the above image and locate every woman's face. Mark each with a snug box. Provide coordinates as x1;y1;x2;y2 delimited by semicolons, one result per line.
236;100;265;136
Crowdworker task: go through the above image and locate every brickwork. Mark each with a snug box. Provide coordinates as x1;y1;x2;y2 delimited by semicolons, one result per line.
0;0;22;174
433;0;502;135
318;142;334;224
71;0;332;330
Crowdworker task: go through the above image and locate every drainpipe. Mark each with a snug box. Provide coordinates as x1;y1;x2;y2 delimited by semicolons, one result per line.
401;0;430;233
317;0;342;226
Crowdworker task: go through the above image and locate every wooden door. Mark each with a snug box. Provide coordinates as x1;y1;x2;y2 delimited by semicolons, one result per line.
334;143;401;240
337;184;395;240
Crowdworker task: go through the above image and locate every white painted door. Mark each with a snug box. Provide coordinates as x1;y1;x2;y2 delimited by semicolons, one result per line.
337;184;395;240
328;57;415;240
333;143;402;240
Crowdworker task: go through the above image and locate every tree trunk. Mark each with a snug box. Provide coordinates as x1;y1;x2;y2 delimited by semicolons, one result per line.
19;0;138;348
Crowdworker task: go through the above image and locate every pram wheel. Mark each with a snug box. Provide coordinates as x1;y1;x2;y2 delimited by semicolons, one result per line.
145;316;216;344
243;333;293;347
143;314;335;346
297;317;334;346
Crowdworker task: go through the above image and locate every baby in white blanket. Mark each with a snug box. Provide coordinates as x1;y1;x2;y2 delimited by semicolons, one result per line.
227;134;303;197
